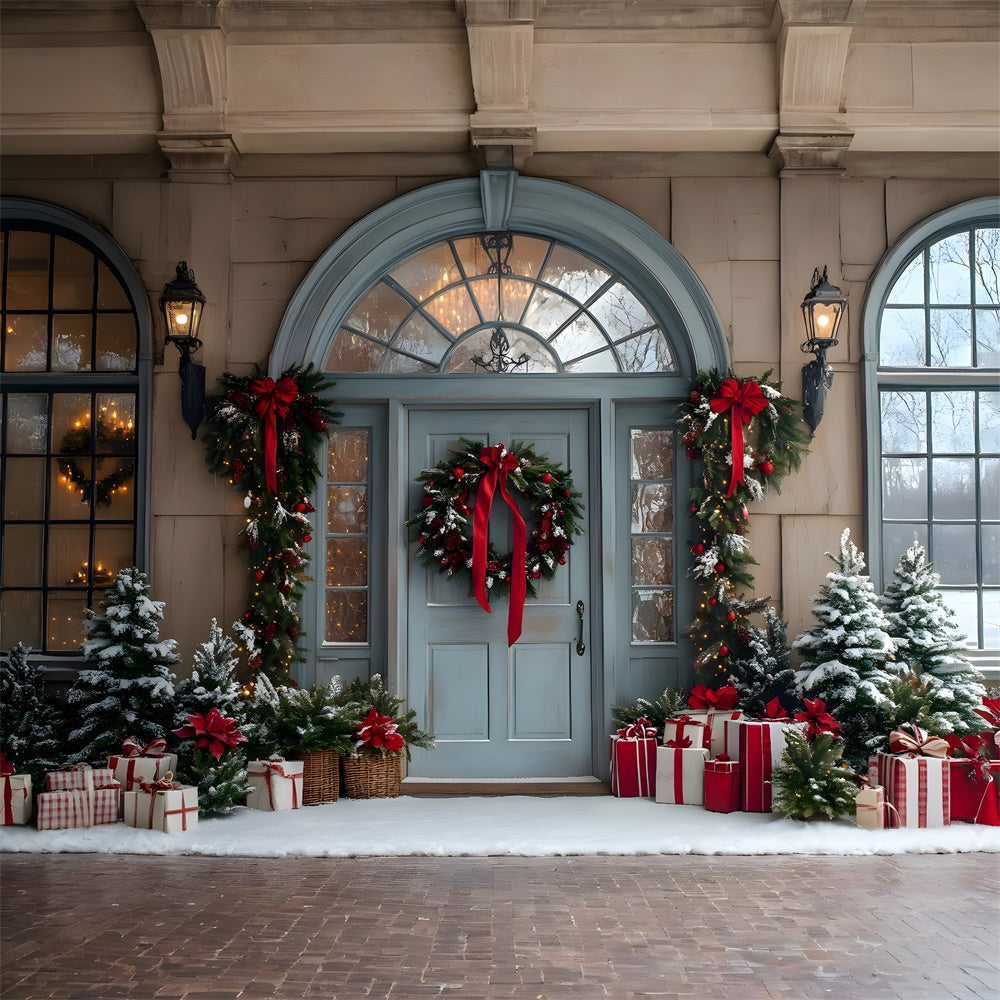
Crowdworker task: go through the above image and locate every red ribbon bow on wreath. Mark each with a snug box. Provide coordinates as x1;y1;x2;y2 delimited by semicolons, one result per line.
249;375;299;494
709;379;768;497
472;444;527;646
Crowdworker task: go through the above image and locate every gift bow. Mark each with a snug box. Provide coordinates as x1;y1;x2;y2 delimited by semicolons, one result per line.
793;697;842;740
664;737;693;749
946;733;993;782
121;736;168;759
714;754;731;762
709;379;768;497
618;718;657;740
687;684;739;711
973;695;1000;729
888;724;950;758
762;697;789;720
139;771;181;794
471;443;527;647
0;753;14;777
249;375;299;494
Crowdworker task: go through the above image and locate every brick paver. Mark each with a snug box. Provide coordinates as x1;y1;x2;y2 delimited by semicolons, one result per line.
1;852;997;1000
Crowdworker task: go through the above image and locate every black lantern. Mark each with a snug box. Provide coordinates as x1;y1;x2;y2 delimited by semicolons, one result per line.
799;266;846;436
160;261;206;439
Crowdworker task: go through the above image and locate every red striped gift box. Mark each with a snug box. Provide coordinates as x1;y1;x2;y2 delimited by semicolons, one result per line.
877;753;950;828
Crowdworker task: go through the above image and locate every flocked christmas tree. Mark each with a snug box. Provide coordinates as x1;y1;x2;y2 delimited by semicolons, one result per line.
793;528;901;770
173;707;251;816
66;567;179;765
0;643;66;785
727;606;800;718
772;729;861;821
881;541;986;735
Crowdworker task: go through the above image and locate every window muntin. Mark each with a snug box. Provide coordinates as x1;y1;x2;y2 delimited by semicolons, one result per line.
877;218;1000;652
1;222;141;653
324;233;677;375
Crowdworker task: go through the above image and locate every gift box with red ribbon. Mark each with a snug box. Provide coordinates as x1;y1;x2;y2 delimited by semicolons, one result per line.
877;753;950;828
703;756;740;813
724;718;807;812
685;685;742;756
855;784;899;830
1;771;33;826
610;719;657;798
948;760;1000;826
108;736;178;794
246;759;304;812
45;764;116;793
123;774;199;834
660;716;711;752
40;764;121;826
36;788;93;830
654;741;709;805
973;696;1000;760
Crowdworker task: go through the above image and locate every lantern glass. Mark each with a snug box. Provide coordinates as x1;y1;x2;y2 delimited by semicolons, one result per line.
163;297;203;342
160;261;205;347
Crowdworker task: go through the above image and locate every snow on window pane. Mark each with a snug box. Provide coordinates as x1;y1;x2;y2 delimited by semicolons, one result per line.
928;232;971;305
325;329;386;373
97;314;137;372
932;457;976;518
882;457;927;518
887;253;925;305
931;391;975;453
976;308;999;367
4;314;48;372
520;286;580;337
929;309;972;367
51;314;91;372
881;391;926;453
389;242;459;303
932;523;977;584
5;394;48;453
880;308;926;366
974;229;1000;305
553;314;609;361
382;351;436;374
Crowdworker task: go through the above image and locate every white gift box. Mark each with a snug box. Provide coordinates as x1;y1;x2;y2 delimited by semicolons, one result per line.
107;753;179;792
684;710;742;756
1;774;33;826
655;745;710;805
123;784;199;834
246;759;304;812
876;753;950;828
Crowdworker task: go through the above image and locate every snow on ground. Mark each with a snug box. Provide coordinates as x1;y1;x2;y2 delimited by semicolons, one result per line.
3;796;998;858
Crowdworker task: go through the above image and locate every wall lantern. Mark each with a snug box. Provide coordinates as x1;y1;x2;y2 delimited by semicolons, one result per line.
799;266;846;436
160;261;206;439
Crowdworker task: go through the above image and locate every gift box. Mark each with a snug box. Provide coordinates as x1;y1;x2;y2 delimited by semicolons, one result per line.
36;788;92;830
661;716;711;752
45;764;115;792
724;718;807;812
855;784;900;830
1;773;33;826
655;743;709;805
610;721;657;798
123;781;199;834
108;738;178;793
247;759;304;812
948;760;1000;826
703;757;740;813
683;710;742;756
876;753;950;828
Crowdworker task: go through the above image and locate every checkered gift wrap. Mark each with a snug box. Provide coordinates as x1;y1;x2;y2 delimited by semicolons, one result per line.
655;745;710;805
123;784;199;834
247;759;304;812
91;782;122;825
876;753;950;828
107;753;179;793
1;774;33;826
45;765;115;793
36;788;93;830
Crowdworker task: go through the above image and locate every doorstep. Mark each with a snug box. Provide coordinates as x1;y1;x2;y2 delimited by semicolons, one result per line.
400;776;610;797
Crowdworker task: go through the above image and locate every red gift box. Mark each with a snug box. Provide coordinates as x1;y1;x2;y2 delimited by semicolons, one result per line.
725;718;807;812
610;734;657;798
948;760;999;826
876;753;950;828
704;758;740;813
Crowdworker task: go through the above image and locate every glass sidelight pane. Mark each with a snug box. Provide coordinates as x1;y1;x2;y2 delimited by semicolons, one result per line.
631;482;672;532
328;428;369;482
631;430;673;479
632;588;673;643
326;537;367;588
632;536;672;586
326;590;367;643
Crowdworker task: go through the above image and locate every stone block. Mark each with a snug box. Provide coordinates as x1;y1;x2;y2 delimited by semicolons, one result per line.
731;260;780;366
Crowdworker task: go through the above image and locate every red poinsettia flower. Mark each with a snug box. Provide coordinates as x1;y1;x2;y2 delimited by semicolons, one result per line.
173;707;248;761
973;695;1000;729
793;697;842;741
355;706;405;754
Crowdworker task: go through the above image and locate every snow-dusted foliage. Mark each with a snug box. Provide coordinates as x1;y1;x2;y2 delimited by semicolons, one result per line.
793;529;902;769
173;619;248;741
881;541;985;735
727;606;799;718
66;567;179;765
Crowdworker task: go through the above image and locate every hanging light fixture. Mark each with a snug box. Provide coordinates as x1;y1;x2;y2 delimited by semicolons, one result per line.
799;266;846;436
160;261;206;439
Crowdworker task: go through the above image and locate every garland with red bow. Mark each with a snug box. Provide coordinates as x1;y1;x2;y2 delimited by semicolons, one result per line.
679;369;810;679
203;364;338;688
407;438;583;646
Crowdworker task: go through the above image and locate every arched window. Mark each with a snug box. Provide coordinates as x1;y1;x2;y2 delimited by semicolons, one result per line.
865;197;1000;660
0;198;151;659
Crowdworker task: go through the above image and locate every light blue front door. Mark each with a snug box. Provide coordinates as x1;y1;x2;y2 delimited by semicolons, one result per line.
406;408;593;778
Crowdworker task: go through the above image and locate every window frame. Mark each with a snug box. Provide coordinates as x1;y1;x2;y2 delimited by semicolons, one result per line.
0;197;153;671
863;196;1000;670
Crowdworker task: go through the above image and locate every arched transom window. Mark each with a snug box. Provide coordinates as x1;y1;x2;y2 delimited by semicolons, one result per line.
325;232;677;375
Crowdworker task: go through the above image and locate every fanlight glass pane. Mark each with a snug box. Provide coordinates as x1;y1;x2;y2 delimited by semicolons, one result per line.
887;254;925;305
538;244;611;302
618;330;674;373
552;314;609;361
346;282;412;342
389;242;459;302
326;329;386;372
5;230;50;311
929;309;972;367
928;232;971;304
444;328;557;374
880;308;926;366
52;236;94;310
589;282;655;340
423;285;481;337
520;286;580;337
392;315;450;364
975;229;1000;305
976;309;1000;367
3;314;48;372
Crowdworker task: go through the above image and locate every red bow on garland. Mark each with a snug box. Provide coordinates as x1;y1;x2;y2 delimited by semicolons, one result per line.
249;375;299;494
472;444;527;646
688;684;739;711
709;379;768;497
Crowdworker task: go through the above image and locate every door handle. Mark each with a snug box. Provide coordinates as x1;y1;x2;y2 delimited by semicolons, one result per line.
575;600;586;656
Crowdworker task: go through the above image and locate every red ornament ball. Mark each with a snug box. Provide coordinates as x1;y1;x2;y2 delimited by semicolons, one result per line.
563;489;571;498
727;611;737;622
453;467;465;480
760;460;774;475
541;472;553;485
559;557;567;565
715;562;726;574
689;390;701;405
719;645;729;657
532;569;542;580
254;570;265;583
692;542;705;555
691;504;699;513
709;598;717;606
302;534;312;543
422;496;433;507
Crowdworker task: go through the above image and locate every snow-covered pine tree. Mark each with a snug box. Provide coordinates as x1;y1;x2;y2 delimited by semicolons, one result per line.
793;528;901;770
66;567;179;765
727;606;799;718
173;707;251;816
173;619;250;749
0;643;66;785
881;541;986;735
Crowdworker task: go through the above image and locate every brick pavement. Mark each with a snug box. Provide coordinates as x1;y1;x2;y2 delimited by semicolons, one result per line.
1;852;997;1000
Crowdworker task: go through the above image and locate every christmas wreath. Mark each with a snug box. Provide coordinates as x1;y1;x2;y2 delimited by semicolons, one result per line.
57;417;135;507
679;369;810;678
202;364;339;688
407;438;583;646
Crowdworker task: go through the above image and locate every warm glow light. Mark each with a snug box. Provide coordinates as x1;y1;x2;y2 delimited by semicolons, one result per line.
816;313;831;329
176;313;189;326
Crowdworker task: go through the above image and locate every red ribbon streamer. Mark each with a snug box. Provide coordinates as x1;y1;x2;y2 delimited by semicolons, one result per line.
471;444;527;646
709;379;767;497
257;761;299;810
2;779;13;825
249;375;299;494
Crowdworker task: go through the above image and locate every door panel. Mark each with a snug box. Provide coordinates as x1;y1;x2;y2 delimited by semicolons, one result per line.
406;408;592;778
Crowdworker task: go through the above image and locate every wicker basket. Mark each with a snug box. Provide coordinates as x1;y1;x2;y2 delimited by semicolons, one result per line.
341;753;402;799
290;749;341;805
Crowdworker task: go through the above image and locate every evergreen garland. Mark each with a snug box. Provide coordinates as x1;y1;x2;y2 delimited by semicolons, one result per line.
610;686;688;733
679;369;810;681
202;364;339;689
772;729;861;821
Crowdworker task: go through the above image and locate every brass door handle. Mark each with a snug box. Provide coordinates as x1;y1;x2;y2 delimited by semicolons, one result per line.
576;600;586;656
